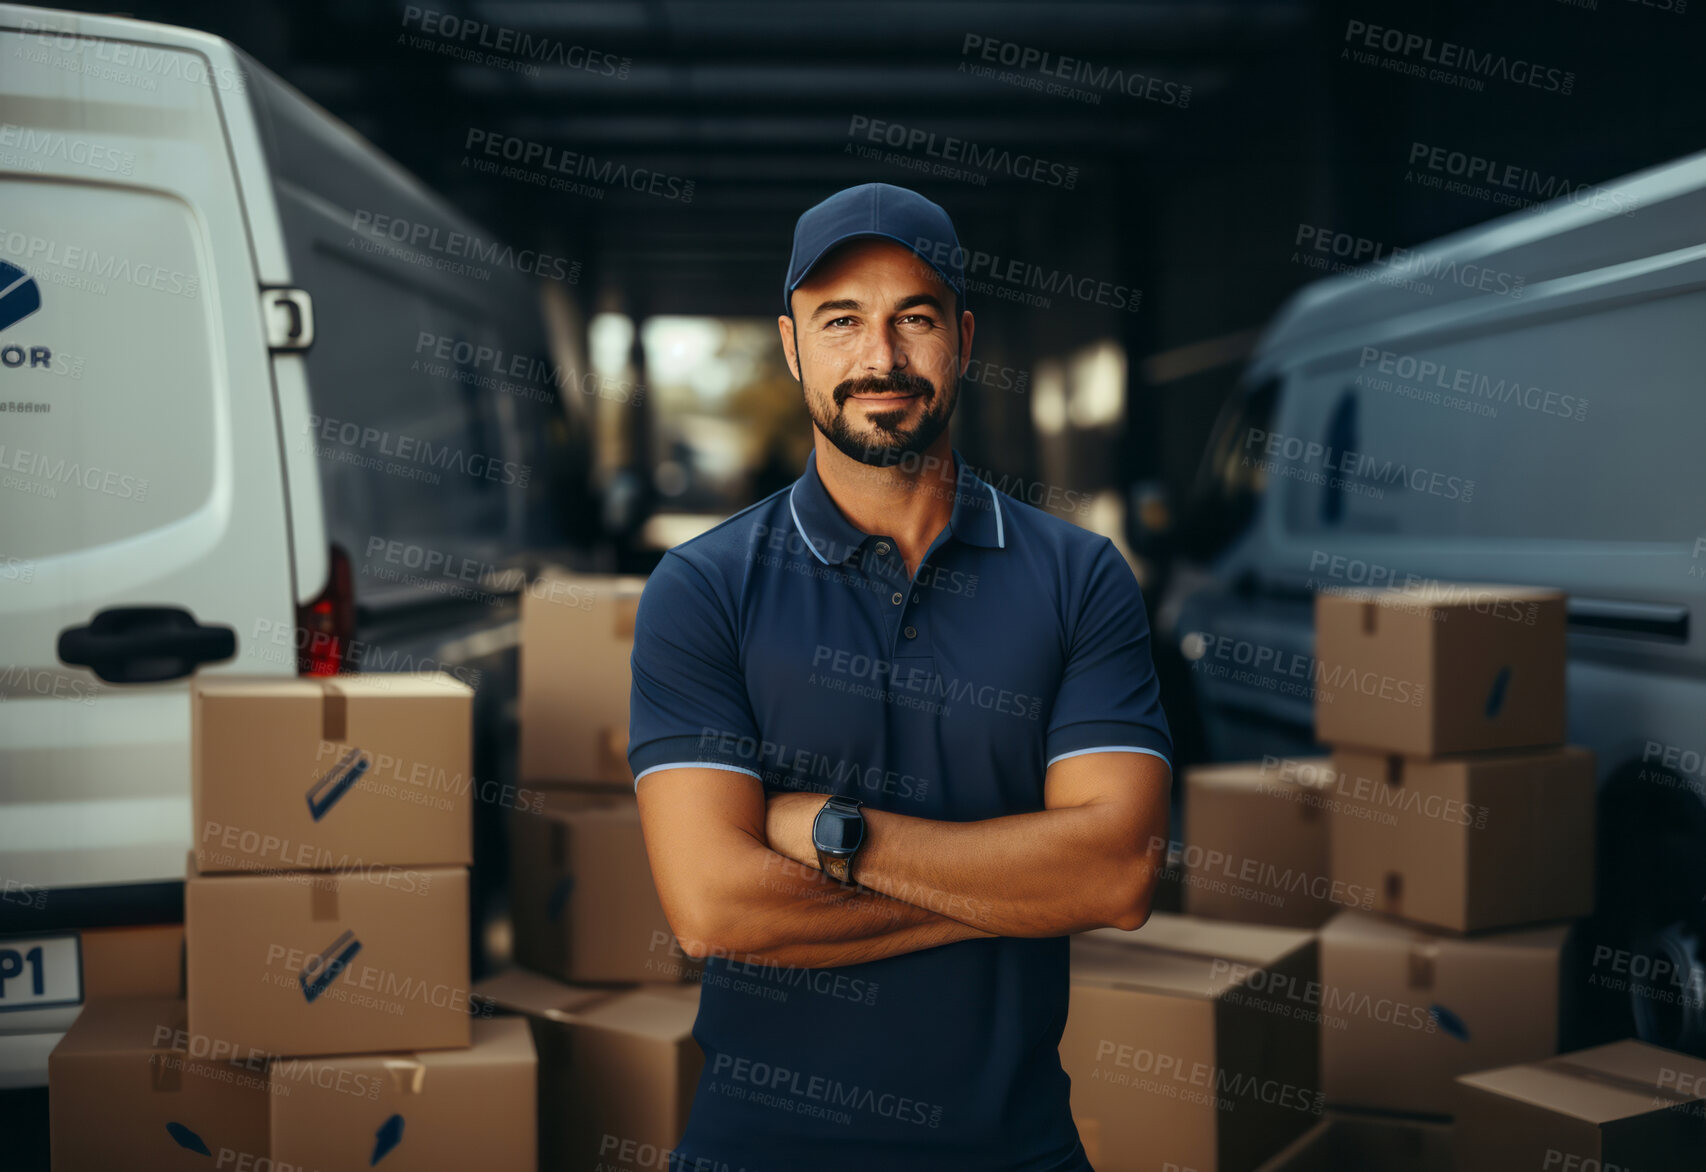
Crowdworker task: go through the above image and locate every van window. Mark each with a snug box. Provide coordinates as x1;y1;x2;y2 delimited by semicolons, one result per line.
1279;290;1700;541
0;182;214;559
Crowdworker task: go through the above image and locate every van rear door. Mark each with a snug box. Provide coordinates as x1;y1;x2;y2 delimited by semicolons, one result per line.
0;9;299;904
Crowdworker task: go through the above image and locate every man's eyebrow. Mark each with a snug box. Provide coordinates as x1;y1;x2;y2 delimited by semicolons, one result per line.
808;293;947;322
893;293;946;316
809;298;862;322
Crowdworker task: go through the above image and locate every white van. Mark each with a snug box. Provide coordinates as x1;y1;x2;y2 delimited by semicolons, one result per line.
0;4;586;1085
1170;149;1706;1054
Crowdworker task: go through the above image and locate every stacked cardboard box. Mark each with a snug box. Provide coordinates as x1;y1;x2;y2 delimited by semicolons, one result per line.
1061;914;1323;1172
50;671;537;1171
519;568;648;790
473;968;703;1172
1310;583;1596;1128
1180;757;1342;929
513;568;694;984
510;787;688;986
1454;1039;1706;1172
502;568;707;1167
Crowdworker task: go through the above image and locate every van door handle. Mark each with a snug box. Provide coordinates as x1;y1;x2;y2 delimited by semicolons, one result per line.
58;606;237;683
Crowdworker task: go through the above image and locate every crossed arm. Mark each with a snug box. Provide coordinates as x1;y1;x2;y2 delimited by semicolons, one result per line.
634;750;1170;971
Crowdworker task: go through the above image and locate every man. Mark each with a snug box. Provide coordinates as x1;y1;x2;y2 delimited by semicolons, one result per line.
629;182;1172;1172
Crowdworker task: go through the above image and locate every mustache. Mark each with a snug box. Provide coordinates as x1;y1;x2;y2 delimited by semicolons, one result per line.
833;371;936;406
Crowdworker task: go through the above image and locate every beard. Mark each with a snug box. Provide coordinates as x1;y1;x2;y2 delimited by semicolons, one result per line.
806;367;956;468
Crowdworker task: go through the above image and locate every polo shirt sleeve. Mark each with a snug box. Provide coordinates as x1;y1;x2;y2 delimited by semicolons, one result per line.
627;551;766;788
1044;538;1174;778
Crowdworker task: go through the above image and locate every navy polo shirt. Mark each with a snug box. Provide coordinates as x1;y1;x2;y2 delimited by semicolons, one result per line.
629;448;1172;1172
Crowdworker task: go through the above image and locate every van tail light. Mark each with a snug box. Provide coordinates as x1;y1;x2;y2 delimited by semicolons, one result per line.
297;542;355;676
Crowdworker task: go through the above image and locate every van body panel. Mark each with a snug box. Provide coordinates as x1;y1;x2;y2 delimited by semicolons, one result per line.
0;9;296;900
1179;149;1706;775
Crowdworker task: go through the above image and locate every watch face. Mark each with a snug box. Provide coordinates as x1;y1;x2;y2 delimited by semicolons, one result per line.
815;807;864;852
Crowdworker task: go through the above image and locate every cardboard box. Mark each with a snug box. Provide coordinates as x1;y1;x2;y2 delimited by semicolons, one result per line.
1062;914;1323;1172
50;996;271;1171
1455;1040;1706;1172
1183;758;1340;929
192;673;472;873
519;570;647;787
81;924;185;998
473;969;703;1172
1320;910;1569;1117
1313;585;1566;756
1252;1110;1453;1172
510;788;690;984
1328;746;1595;933
186;857;470;1056
268;1015;536;1171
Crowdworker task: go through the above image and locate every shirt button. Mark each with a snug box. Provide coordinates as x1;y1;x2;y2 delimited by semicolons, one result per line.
891;591;904;605
904;625;918;639
875;541;891;555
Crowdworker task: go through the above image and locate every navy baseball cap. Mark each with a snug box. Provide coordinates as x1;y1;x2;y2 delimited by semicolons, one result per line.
783;182;966;314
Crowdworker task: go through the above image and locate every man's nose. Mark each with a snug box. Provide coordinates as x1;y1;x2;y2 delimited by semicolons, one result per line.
856;325;905;375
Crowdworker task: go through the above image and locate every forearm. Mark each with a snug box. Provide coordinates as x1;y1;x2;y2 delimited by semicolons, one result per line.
688;834;995;968
857;804;1155;936
769;794;1164;938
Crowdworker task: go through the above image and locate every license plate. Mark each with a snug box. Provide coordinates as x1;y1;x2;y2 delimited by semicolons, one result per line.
0;933;83;1012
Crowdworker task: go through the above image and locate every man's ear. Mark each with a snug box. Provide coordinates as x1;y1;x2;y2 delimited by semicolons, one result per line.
778;312;801;381
958;309;976;379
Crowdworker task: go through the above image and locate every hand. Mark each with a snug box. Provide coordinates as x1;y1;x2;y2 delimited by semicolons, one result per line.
764;790;829;868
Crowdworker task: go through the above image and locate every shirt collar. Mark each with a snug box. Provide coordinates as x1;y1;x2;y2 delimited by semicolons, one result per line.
787;447;1007;566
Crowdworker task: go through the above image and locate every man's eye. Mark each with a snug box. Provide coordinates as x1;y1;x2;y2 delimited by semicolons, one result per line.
826;316;856;328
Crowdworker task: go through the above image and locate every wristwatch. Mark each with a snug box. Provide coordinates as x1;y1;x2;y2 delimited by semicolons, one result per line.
812;795;866;884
